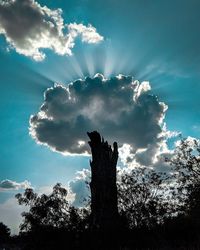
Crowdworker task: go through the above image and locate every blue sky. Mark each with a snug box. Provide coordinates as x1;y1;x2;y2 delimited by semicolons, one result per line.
0;0;200;233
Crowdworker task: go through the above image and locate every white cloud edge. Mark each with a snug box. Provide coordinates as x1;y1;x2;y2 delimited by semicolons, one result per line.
0;0;104;61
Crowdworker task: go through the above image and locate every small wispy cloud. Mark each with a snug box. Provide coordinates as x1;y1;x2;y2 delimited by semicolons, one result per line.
0;179;31;191
68;23;103;44
192;125;200;132
0;0;103;61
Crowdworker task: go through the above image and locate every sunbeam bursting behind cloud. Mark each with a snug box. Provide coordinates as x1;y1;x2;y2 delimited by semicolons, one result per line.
29;74;174;172
1;0;200;236
0;51;54;102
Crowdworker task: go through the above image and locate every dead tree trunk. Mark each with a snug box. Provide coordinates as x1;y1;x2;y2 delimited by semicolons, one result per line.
87;131;119;231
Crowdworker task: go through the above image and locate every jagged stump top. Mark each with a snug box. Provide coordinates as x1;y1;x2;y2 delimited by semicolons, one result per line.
87;131;119;231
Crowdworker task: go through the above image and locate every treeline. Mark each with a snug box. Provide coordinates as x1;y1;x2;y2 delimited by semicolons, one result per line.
1;138;200;249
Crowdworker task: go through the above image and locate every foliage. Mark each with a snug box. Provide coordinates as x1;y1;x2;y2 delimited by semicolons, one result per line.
9;137;200;248
0;222;10;242
15;183;89;232
117;168;175;228
168;138;200;221
169;138;200;182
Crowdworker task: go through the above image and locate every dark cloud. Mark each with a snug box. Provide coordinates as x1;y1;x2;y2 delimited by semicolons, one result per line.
30;74;167;155
0;0;103;60
0;179;31;191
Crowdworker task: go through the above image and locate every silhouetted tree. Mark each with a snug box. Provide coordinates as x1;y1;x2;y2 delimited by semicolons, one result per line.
118;168;174;229
16;183;89;233
0;222;10;243
169;138;200;223
13;134;200;249
170;139;200;180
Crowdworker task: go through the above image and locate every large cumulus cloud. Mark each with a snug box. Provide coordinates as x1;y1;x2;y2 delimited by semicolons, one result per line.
0;0;103;61
29;74;168;157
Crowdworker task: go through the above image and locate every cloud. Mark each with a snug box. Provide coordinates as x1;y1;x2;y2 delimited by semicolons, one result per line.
0;179;31;191
118;125;179;172
0;197;27;235
30;74;167;158
68;23;103;44
68;169;90;207
0;0;103;61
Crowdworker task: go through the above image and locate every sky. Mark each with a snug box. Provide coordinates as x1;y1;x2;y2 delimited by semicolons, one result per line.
0;0;200;234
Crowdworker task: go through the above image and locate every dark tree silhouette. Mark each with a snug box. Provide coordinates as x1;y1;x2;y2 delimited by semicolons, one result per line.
118;168;174;229
10;133;200;249
15;183;88;233
0;222;10;243
169;138;200;181
87;131;119;231
169;138;200;223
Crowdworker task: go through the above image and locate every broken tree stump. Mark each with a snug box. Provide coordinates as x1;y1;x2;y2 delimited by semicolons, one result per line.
87;131;119;231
